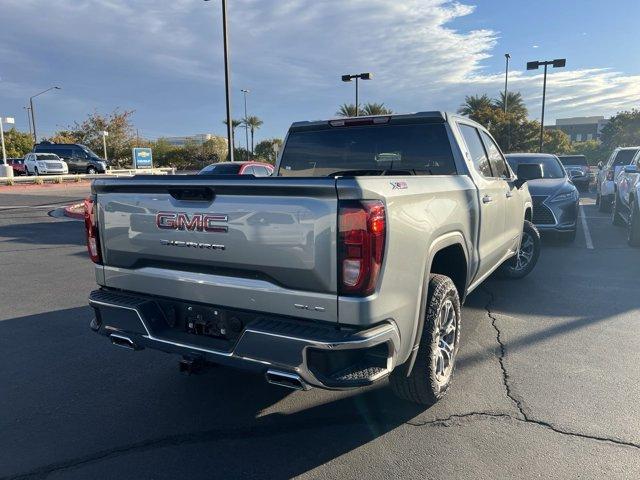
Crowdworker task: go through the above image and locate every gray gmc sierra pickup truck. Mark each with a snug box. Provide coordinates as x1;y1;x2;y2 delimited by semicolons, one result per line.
85;112;539;405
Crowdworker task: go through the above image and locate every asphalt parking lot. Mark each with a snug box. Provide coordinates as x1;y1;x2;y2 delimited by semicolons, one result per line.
1;185;639;479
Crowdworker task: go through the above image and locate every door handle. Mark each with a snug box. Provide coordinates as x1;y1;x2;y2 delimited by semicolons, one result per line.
482;195;493;204
505;191;513;198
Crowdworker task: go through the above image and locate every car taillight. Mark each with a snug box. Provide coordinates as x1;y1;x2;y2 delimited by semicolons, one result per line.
84;197;102;264
606;170;615;181
338;200;386;296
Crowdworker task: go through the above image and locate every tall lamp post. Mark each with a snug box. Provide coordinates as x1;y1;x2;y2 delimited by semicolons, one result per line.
101;131;109;161
241;89;250;160
527;58;566;152
29;86;61;144
504;53;511;150
24;106;33;137
341;72;372;116
205;0;234;162
0;116;16;178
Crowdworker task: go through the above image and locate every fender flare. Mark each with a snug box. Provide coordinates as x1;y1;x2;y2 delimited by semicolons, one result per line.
399;231;469;377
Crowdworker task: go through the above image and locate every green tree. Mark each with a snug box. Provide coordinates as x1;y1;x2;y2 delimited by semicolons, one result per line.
493;91;527;119
541;128;572;155
566;140;605;166
3;128;33;158
600;109;640;150
242;115;263;154
223;119;243;151
336;103;358;117
362;102;393;115
254;138;283;164
458;94;493;117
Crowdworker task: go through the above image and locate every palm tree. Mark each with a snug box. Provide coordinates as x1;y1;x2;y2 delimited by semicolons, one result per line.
336;103;358;117
458;94;493;117
494;91;528;118
362;102;393;115
222;119;242;151
242;115;263;154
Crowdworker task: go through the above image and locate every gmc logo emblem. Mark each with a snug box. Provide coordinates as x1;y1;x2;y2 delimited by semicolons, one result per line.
156;212;228;232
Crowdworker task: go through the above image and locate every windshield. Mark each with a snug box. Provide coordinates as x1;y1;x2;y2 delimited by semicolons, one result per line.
506;155;566;179
36;154;60;160
612;149;638;167
558;156;587;166
80;145;103;160
198;163;242;175
278;123;456;177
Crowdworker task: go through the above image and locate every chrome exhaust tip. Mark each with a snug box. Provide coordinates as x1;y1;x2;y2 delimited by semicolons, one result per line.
110;334;137;351
265;369;310;391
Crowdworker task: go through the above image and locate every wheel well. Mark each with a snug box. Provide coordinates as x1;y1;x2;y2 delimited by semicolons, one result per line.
525;207;532;222
430;244;467;300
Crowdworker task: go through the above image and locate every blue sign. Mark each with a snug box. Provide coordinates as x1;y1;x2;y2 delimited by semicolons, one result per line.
132;147;153;169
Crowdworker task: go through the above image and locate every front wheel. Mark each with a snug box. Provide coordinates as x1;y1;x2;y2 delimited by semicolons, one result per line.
612;194;625;226
87;166;97;175
628;199;640;247
499;220;540;279
390;274;461;406
34;167;39;176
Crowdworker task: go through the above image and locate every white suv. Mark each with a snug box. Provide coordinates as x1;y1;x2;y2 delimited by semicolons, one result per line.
596;147;639;212
24;153;69;176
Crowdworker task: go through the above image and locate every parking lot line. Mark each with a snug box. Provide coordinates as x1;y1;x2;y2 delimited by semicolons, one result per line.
579;205;594;250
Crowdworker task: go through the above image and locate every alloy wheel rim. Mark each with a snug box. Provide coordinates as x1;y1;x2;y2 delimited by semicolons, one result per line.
433;298;457;384
513;231;534;272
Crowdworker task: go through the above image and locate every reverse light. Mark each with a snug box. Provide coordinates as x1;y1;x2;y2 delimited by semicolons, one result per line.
84;197;102;264
338;200;386;296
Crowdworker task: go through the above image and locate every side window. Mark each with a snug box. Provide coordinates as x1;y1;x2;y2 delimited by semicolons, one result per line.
242;165;255;175
72;148;87;158
458;124;493;178
253;165;270;177
480;131;510;178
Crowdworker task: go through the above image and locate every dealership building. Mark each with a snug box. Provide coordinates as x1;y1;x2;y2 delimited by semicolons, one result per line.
548;116;609;143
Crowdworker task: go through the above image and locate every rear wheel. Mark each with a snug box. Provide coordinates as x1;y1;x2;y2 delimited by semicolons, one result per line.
628;199;640;247
612;193;624;226
390;274;461;406
87;166;97;174
499;220;540;279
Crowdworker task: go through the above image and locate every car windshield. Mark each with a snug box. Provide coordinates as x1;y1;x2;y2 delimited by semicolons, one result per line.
198;163;242;175
36;154;60;160
80;145;103;160
278;123;456;177
506;155;566;179
612;149;638;166
558;156;587;166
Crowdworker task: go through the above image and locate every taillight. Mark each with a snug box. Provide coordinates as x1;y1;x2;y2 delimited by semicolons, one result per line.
84;197;102;264
338;200;386;296
606;170;614;181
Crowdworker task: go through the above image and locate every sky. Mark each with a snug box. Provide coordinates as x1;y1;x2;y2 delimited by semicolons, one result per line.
1;0;640;145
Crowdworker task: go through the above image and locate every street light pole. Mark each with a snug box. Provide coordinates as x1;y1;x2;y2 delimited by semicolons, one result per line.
241;89;250;159
503;53;510;113
29;86;61;144
0;116;16;179
341;73;372;116
527;58;566;153
24;106;32;137
101;131;109;160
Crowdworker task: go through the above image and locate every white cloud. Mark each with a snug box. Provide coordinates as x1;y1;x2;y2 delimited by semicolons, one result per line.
1;0;639;138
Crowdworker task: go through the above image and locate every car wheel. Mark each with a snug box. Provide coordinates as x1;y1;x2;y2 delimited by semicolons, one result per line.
595;194;601;206
612;194;625;226
87;167;97;175
628;199;640;247
34;167;39;176
599;194;612;213
498;220;540;279
390;274;461;406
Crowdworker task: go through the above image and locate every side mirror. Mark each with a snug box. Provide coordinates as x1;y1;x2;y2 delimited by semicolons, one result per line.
514;163;543;189
624;165;638;174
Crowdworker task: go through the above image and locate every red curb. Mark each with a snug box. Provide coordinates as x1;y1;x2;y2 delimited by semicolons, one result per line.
0;181;92;191
64;203;85;220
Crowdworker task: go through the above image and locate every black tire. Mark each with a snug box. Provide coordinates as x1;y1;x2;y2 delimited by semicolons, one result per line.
599;194;612;213
628;199;640;247
498;220;540;279
87;166;97;174
390;274;461;406
34;167;39;176
595;194;600;206
612;193;624;226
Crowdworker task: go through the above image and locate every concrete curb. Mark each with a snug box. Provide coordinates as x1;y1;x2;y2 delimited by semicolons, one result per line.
63;203;85;220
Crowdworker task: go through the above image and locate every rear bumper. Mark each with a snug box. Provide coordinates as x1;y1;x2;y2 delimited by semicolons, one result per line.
89;289;400;390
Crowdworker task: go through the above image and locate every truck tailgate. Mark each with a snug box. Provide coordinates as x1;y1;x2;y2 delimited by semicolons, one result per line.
93;176;338;317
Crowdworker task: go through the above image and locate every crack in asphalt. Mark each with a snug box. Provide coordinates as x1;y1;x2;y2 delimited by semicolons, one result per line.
480;286;640;452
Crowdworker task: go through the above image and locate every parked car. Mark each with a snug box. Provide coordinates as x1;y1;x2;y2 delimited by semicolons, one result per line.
198;161;273;176
85;111;539;406
23;153;68;176
557;155;590;191
506;153;579;242
611;149;640;246
7;158;26;176
33;142;107;174
596;147;639;212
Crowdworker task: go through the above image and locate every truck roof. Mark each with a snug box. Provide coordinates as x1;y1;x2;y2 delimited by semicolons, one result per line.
289;111;451;131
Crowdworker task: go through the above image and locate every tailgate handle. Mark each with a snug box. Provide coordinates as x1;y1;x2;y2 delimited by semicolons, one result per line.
169;187;214;202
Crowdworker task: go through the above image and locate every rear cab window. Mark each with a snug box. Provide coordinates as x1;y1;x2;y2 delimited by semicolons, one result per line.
278;122;456;177
611;149;639;167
